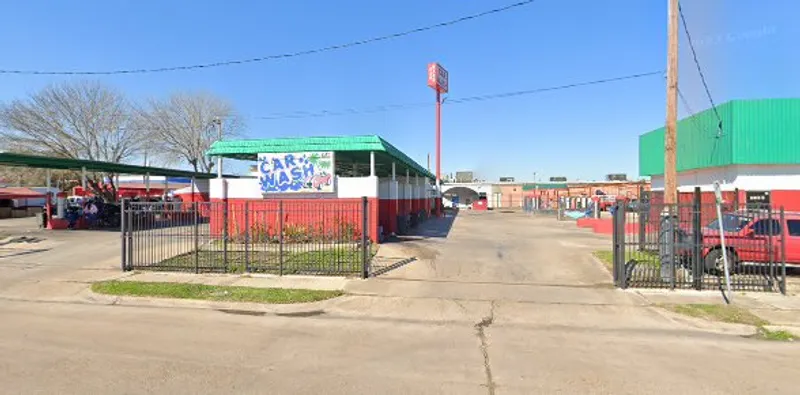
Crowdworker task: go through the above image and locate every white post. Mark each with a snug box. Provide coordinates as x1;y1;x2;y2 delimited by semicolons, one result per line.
81;167;87;190
145;172;151;199
45;170;52;219
215;117;223;179
369;151;376;177
391;162;396;180
164;177;169;201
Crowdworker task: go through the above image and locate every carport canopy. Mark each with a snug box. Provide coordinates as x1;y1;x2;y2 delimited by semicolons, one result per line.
0;152;225;179
207;135;434;179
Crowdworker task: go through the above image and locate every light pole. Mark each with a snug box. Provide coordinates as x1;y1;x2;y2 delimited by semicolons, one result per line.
213;117;223;178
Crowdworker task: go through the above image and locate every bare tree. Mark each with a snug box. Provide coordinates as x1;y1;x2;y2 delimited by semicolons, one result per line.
134;93;242;173
0;81;146;201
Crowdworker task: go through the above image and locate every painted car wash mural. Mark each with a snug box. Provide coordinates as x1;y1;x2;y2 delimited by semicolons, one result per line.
258;152;335;194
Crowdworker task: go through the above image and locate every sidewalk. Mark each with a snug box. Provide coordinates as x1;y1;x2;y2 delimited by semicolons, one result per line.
631;288;800;336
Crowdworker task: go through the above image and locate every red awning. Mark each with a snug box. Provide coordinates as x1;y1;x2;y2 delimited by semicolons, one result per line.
0;187;47;199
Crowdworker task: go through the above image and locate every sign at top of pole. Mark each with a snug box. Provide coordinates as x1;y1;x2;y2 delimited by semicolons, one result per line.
427;63;449;93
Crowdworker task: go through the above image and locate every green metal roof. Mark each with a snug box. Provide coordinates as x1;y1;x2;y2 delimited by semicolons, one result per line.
207;135;434;179
522;183;568;191
0;152;223;179
639;98;800;176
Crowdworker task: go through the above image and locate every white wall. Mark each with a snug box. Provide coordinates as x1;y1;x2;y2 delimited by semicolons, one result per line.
378;179;392;199
210;176;378;199
651;164;800;192
337;176;378;198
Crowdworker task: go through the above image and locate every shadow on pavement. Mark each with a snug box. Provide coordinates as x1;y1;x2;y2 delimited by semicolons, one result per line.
393;209;458;241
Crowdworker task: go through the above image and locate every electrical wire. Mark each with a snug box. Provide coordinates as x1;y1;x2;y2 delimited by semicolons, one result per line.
257;70;665;120
678;3;722;133
0;0;536;76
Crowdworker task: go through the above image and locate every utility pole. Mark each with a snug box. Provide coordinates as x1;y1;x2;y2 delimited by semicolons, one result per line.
213;117;223;178
664;0;679;204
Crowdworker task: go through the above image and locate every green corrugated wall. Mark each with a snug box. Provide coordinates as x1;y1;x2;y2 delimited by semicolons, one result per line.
730;99;800;165
639;99;800;176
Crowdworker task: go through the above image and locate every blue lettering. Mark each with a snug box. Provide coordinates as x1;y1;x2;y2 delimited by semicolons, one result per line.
303;163;315;178
260;160;271;174
284;154;296;167
261;173;277;192
278;171;291;187
272;158;284;170
290;167;303;183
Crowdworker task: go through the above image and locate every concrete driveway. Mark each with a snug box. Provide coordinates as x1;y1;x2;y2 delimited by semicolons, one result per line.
0;223;123;300
1;211;799;394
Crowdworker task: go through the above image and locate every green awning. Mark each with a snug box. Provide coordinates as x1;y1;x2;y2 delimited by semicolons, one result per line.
0;152;225;179
207;135;434;179
522;183;568;191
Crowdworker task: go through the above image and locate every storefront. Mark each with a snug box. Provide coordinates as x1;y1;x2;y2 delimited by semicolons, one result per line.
207;135;437;242
640;98;800;210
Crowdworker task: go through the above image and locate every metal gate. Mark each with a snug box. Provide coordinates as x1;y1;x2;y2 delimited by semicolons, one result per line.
120;198;374;277
612;192;786;293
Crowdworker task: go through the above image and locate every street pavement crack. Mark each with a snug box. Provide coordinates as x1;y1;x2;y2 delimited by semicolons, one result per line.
475;300;496;395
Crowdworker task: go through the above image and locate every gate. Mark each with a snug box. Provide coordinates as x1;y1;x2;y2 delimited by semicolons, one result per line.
611;189;786;293
120;197;374;278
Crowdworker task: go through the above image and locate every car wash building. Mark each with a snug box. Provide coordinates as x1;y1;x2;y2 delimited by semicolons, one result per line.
640;98;800;210
206;135;437;242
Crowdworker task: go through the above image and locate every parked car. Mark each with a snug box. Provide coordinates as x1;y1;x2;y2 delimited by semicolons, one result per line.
680;211;800;272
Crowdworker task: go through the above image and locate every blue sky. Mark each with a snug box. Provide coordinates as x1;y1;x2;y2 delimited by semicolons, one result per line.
0;0;795;181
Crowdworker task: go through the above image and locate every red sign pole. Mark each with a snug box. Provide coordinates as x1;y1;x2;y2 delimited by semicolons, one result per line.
427;62;448;217
435;89;442;217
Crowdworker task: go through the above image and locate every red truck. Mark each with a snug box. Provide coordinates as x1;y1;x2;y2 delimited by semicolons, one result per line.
693;211;800;271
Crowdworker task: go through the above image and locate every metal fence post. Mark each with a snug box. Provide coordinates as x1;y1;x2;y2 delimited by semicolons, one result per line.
361;196;369;279
670;204;677;290
244;201;250;273
612;204;620;287
618;203;628;288
780;207;787;295
127;201;134;270
222;180;229;272
768;205;775;285
692;187;703;290
638;205;646;252
120;199;127;271
279;201;284;276
193;202;199;274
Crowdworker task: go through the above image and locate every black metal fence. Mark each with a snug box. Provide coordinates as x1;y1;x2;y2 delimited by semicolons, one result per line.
120;198;373;278
612;189;786;293
522;196;560;216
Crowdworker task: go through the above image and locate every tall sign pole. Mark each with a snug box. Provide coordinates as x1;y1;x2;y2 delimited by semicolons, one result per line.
664;0;679;204
428;62;449;216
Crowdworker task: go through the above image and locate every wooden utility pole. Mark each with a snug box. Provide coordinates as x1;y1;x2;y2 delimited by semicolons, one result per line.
664;0;679;204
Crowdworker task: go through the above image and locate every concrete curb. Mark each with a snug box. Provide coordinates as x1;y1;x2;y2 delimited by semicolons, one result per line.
647;304;758;337
763;325;800;338
81;288;343;315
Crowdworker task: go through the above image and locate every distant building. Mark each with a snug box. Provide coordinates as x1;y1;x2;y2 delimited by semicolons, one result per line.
499;177;515;183
455;171;474;183
606;173;627;181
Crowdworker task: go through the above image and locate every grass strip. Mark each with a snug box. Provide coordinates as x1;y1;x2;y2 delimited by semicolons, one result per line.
92;281;342;304
592;250;660;272
659;303;795;342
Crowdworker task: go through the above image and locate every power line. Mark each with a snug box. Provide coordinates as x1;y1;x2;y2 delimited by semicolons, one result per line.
256;70;665;120
0;1;536;76
678;3;722;133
